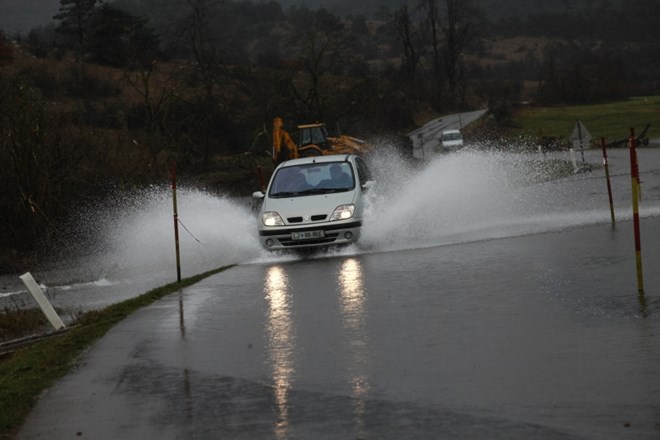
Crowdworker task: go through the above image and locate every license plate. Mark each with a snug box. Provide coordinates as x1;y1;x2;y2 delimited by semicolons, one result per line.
291;230;324;240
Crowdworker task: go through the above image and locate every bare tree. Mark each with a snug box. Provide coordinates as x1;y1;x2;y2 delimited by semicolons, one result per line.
418;0;441;85
288;9;348;122
394;5;421;83
121;12;177;138
417;0;475;108
183;0;222;103
175;0;225;168
124;59;180;138
439;0;475;106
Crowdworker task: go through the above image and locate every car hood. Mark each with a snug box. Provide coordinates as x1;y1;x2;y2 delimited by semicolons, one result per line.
263;191;358;221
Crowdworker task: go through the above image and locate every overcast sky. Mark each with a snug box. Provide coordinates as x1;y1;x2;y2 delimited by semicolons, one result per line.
2;0;61;35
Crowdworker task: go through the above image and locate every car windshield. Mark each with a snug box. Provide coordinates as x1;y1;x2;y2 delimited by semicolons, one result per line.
269;162;355;197
442;132;462;141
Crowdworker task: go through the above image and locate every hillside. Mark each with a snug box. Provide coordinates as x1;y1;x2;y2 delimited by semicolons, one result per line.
1;0;628;36
275;0;622;18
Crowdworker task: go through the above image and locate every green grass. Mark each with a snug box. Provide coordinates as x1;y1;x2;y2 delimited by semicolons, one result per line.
510;96;660;143
0;265;233;439
0;309;50;342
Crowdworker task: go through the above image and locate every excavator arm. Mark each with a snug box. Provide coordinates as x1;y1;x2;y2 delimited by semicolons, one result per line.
272;117;299;163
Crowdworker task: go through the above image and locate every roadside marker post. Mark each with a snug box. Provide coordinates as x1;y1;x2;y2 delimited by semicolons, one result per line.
628;129;644;294
600;137;615;227
170;161;182;283
19;272;65;330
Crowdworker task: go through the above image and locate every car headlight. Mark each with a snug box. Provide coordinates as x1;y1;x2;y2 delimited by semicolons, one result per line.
262;211;284;226
330;204;355;221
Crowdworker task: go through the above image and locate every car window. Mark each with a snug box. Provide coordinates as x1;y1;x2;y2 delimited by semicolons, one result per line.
315;162;354;190
442;131;462;141
269;162;355;196
270;166;310;195
355;157;372;185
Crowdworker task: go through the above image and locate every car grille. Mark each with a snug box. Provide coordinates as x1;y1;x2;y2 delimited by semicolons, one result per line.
287;214;328;223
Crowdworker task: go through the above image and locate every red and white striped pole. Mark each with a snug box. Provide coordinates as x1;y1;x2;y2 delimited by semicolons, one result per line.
628;129;643;294
171;161;182;282
600;137;615;227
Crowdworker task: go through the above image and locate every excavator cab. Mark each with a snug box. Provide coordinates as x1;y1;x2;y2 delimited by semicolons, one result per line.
271;117;370;163
297;124;331;150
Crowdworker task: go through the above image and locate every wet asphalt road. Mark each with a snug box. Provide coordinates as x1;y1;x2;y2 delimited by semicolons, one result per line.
17;218;660;439
14;144;660;439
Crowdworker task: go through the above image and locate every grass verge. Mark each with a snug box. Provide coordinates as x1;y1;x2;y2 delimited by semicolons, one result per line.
0;309;50;342
510;96;660;142
0;265;234;439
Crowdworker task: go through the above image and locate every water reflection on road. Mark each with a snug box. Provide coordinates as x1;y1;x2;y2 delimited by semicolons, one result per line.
337;258;370;438
264;265;294;439
262;259;371;439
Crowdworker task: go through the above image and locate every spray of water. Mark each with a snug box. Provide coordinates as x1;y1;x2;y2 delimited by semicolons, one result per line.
359;145;644;253
6;143;653;309
51;146;642;279
53;186;263;285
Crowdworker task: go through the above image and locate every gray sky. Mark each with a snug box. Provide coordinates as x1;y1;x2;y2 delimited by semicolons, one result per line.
1;0;60;35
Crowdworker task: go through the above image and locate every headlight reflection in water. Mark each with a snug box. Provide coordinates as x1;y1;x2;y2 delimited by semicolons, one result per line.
337;258;370;436
264;265;294;439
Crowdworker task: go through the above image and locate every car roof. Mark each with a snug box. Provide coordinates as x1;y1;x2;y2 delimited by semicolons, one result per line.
442;129;462;134
277;154;354;168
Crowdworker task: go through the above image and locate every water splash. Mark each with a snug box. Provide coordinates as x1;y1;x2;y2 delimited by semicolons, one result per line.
359;147;647;253
57;146;643;275
5;144;656;310
54;186;263;284
0;187;267;309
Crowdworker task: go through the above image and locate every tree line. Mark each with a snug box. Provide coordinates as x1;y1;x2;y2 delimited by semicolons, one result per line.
0;0;658;266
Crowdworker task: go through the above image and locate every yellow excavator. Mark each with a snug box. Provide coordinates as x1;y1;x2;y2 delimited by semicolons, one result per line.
271;117;371;163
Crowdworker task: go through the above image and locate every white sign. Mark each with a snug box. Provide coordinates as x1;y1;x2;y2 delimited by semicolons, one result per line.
571;120;592;150
20;272;65;330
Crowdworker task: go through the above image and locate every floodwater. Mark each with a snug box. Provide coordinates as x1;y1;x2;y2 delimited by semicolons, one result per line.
3;145;659;313
13;144;660;439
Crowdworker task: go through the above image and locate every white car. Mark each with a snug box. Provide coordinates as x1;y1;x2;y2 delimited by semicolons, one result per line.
439;129;464;151
252;154;374;250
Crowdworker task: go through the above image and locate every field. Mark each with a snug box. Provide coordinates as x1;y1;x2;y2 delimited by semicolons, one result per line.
509;96;660;143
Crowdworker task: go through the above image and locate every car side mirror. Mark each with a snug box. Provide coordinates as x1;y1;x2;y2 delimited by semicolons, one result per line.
251;191;265;213
361;180;375;191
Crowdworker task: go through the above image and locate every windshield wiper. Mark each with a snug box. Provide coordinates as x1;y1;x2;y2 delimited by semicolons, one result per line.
272;188;349;197
299;187;348;195
271;191;301;197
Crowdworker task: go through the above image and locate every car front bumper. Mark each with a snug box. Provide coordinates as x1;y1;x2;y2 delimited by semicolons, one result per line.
258;221;362;250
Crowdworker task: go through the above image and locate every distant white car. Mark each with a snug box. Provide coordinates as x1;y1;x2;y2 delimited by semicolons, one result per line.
439;129;464;152
252;154;374;250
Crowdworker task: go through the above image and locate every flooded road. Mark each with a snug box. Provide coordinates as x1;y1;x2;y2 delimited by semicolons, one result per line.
14;144;660;439
17;219;660;439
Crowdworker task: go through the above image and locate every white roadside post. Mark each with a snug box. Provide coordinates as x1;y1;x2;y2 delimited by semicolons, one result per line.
19;272;66;330
571;119;592;172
